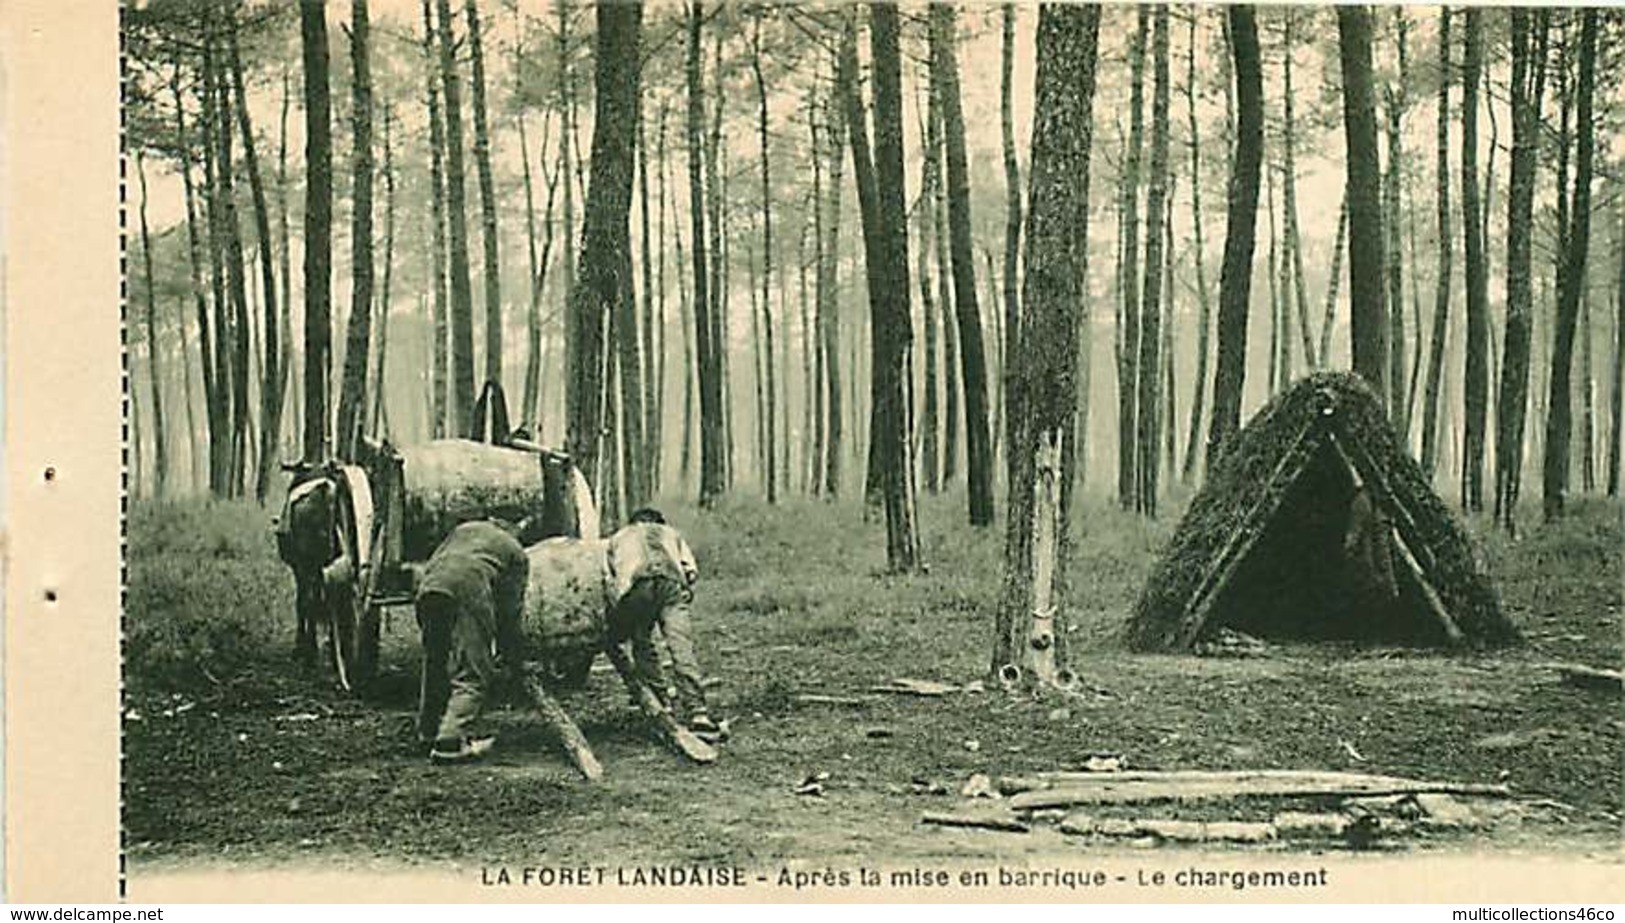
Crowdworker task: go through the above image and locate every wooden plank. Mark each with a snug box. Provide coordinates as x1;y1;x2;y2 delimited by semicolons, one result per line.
1060;815;1276;843
1553;662;1625;694
521;675;604;782
606;644;718;764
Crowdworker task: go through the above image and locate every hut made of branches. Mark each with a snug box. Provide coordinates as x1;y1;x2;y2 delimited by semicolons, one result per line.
1126;373;1516;652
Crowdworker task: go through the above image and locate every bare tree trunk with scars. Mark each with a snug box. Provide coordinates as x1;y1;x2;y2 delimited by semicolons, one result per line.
995;4;1100;688
570;2;643;506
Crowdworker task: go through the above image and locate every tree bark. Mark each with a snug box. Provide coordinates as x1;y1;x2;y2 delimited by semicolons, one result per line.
1609;196;1625;498
687;1;724;506
569;1;643;506
1338;5;1389;408
1001;2;1024;506
1495;9;1548;529
1206;6;1263;470
420;0;449;439
1421;7;1452;478
137;150;168;498
1543;10;1598;521
1281;8;1318;372
870;4;921;570
995;4;1101;685
1385;8;1410;437
465;0;502;394
435;0;476;437
1461;7;1489;511
917;75;942;497
372;106;396;437
1180;8;1213;485
300;0;333;464
932;3;992;525
336;0;374;461
1118;6;1148;510
227;23;281;501
752;11;777;504
1135;5;1169;517
820;81;846;500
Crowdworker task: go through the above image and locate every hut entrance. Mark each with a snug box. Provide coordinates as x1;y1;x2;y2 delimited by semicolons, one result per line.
1207;442;1450;646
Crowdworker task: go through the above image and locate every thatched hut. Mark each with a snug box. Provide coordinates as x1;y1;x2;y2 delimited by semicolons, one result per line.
1126;372;1517;652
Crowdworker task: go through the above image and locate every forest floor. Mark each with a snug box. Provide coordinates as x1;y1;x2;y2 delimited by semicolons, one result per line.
123;487;1622;877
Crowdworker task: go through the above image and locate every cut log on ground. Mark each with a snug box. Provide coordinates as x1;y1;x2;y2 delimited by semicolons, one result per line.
520;674;603;782
1007;770;1510;810
921;810;1031;833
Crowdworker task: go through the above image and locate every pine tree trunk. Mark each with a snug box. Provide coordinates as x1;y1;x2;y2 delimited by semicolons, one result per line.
931;4;991;523
1461;7;1489;511
1180;7;1213;485
464;0;502;394
1544;10;1598;521
1609;196;1624;498
1495;9;1547;528
687;2;723;506
171;67;215;494
1582;286;1597;492
1001;2;1024;506
569;1;642;506
559;2;578;443
300;0;333;464
1281;8;1318;372
436;0;476;437
420;0;448;439
1206;6;1262;470
1385;8;1410;436
1421;7;1453;478
752;13;777;505
1135;5;1169;517
640;102;659;495
372;106;396;437
137;150;168;498
336;0;374;461
995;3;1101;686
1338;5;1389;409
842;4;920;571
227;24;282;501
1317;197;1349;366
211;21;252;495
1267;160;1281;396
917;61;942;496
1117;6;1148;510
820;83;846;501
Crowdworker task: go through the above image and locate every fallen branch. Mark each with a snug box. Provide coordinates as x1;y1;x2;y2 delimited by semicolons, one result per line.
1008;770;1510;810
921;811;1031;833
1552;662;1624;695
794;694;875;707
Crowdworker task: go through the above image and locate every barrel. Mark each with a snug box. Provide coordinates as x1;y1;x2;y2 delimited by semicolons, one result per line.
394;440;590;562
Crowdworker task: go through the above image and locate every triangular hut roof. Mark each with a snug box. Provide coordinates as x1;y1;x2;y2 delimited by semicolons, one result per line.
1127;372;1516;652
